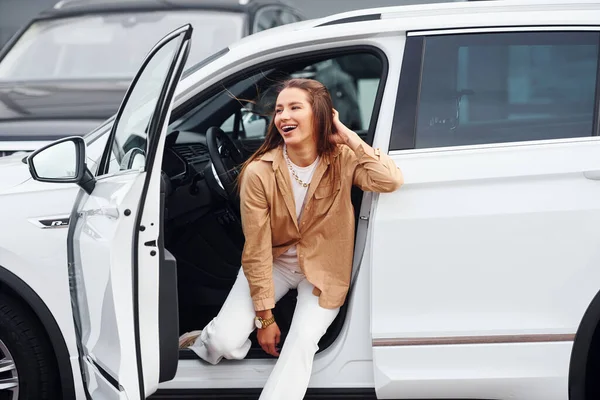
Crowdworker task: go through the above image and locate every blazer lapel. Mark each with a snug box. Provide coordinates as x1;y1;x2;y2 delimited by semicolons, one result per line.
271;147;299;231
265;145;342;230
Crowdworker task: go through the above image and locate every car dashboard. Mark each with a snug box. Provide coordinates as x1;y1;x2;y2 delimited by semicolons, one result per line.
161;130;223;225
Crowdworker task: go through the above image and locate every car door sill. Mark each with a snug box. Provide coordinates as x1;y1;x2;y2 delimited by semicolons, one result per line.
149;388;379;399
179;348;284;360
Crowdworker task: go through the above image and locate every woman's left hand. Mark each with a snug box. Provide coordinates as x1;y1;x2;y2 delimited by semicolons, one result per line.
330;109;353;145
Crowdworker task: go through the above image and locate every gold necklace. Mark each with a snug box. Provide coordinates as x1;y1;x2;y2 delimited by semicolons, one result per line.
284;147;311;188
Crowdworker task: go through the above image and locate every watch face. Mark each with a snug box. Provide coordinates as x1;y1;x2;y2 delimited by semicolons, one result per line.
255;318;262;329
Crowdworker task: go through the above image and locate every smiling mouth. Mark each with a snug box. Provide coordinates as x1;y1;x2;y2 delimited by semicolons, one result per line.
281;125;297;133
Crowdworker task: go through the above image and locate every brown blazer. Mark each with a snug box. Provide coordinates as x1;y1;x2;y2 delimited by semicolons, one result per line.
239;144;402;311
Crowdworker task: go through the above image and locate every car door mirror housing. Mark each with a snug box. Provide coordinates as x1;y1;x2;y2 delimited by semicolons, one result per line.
121;147;146;170
244;116;267;138
27;136;96;194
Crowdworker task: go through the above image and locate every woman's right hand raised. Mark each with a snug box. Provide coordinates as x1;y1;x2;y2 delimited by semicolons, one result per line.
257;322;281;357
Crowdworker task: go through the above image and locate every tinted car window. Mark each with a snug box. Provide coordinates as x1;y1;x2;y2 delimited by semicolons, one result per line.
279;10;302;25
254;8;281;33
413;31;599;149
253;7;300;33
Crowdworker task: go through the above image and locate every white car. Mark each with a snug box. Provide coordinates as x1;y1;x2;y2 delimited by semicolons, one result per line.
1;1;600;399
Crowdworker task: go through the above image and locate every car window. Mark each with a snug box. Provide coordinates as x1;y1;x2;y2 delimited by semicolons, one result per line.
279;10;302;25
104;37;182;175
170;51;384;153
0;11;242;81
253;8;281;33
411;31;599;149
253;7;300;33
205;54;382;140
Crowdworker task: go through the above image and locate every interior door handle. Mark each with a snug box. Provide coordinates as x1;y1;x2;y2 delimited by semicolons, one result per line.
584;170;600;180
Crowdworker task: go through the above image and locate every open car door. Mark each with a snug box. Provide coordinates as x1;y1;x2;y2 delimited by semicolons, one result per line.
28;25;192;399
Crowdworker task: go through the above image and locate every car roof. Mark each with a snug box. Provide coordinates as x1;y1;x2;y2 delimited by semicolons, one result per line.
211;0;600;81
40;0;294;19
232;0;600;44
312;0;600;26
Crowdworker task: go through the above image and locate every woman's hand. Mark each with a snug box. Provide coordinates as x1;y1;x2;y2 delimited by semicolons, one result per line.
330;109;351;145
330;109;359;146
257;322;281;357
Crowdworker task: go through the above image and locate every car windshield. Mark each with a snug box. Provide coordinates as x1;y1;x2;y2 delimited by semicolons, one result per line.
0;10;244;81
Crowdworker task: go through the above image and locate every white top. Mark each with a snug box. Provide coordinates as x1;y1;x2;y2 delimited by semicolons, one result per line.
274;146;320;273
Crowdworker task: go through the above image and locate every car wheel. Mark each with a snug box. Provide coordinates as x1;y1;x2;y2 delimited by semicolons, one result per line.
0;293;60;400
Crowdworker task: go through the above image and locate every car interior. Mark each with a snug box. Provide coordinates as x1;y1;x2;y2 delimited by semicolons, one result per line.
147;50;385;358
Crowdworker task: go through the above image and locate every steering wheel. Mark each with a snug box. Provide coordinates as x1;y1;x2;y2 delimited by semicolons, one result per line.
206;126;245;212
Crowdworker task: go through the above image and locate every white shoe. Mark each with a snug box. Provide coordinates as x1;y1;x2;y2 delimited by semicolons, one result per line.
179;330;202;349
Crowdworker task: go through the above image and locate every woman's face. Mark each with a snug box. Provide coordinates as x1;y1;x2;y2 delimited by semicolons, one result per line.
274;87;314;148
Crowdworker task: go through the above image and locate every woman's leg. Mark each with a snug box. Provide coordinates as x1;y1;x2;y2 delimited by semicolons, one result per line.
258;279;340;400
189;267;293;364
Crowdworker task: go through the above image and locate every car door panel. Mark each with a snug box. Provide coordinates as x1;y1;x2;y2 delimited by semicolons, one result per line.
368;28;600;399
371;139;600;399
157;169;179;383
74;172;147;399
68;25;192;400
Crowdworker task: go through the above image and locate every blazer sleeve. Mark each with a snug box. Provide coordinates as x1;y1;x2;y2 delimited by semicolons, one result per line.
239;164;276;311
351;145;403;193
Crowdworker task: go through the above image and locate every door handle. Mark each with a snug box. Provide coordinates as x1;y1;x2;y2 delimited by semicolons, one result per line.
584;170;600;180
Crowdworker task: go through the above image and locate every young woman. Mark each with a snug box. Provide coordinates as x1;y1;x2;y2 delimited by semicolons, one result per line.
180;78;403;399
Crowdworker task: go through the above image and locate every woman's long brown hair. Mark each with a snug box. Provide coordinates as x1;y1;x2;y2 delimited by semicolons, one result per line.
238;78;338;185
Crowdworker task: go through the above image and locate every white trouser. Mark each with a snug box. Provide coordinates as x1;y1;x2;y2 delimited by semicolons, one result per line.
189;264;340;400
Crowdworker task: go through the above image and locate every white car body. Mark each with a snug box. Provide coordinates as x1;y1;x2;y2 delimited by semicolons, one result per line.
1;1;600;399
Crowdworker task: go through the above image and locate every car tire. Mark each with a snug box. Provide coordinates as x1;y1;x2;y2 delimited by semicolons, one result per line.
0;292;60;400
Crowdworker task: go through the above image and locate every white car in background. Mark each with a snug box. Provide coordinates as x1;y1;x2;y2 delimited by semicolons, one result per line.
1;1;600;399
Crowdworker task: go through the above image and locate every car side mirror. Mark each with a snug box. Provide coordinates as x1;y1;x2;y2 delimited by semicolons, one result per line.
121;147;146;170
27;136;96;194
242;109;268;138
245;117;267;138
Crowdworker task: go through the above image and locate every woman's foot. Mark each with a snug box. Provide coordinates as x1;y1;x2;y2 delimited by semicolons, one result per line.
179;330;202;349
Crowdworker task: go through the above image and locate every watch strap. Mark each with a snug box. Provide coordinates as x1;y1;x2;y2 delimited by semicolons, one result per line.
258;315;276;329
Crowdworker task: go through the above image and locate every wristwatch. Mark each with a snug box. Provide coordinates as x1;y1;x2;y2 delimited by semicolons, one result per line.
255;315;276;329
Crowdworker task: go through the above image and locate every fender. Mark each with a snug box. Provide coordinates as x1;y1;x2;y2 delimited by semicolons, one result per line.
0;266;76;399
569;289;600;400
